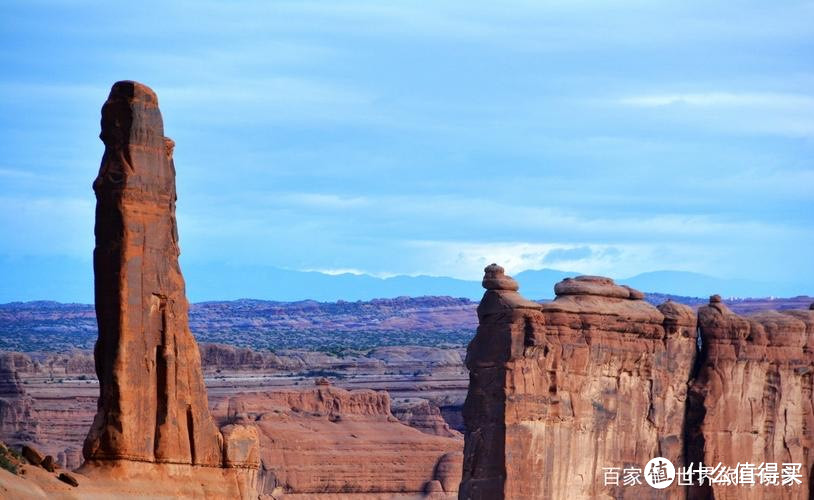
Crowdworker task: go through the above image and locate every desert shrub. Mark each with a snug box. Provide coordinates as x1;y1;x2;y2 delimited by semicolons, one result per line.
0;446;18;475
301;369;344;379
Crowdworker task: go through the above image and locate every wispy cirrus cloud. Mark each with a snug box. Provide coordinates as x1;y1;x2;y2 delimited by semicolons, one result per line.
299;267;399;279
399;240;671;280
618;92;814;109
615;91;814;137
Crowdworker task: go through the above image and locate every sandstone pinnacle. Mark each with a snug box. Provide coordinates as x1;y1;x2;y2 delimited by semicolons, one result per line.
481;263;519;291
83;82;258;485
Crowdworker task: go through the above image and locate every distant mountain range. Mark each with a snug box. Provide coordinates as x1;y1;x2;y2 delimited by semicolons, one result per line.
0;255;809;303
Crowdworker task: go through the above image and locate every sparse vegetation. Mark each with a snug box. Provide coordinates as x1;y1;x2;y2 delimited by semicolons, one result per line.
301;369;345;379
0;445;19;475
0;298;476;352
2;295;810;353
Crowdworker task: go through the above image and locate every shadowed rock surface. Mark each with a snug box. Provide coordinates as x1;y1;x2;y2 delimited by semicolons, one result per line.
391;398;462;438
460;266;697;499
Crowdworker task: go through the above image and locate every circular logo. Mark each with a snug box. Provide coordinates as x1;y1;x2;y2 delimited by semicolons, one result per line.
644;457;675;489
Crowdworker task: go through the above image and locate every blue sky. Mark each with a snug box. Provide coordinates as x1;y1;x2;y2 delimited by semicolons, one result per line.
0;1;812;298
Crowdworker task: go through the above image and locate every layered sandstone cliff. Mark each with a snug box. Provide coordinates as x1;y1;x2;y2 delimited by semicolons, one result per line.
0;355;37;444
686;295;814;499
459;266;690;499
460;265;813;499
213;383;463;498
391;397;463;438
460;266;697;499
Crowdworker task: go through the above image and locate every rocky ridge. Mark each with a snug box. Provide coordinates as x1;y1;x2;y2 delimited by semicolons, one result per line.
0;356;37;445
211;383;462;497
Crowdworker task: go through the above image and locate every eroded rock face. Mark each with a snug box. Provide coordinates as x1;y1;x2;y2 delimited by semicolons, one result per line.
0;354;37;442
80;81;258;496
84;80;224;466
461;266;814;499
687;297;814;499
392;398;463;438
216;386;462;497
460;266;697;499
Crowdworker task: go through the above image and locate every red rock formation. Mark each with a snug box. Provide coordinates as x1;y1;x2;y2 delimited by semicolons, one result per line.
461;266;814;499
79;81;258;497
460;265;697;499
391;397;462;438
217;385;462;497
687;295;814;499
0;355;37;443
0;353;94;470
84;80;220;465
200;343;304;373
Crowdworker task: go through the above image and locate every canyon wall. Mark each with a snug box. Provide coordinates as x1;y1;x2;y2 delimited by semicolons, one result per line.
460;265;813;499
213;383;462;497
460;265;696;499
0;355;37;444
686;296;814;499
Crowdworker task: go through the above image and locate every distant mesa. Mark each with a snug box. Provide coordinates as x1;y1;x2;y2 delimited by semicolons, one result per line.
218;386;462;496
0;355;37;443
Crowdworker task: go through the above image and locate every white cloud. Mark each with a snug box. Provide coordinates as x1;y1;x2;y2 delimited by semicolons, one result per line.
616;91;814;137
402;241;661;280
299;267;398;278
301;267;365;276
619;92;814;109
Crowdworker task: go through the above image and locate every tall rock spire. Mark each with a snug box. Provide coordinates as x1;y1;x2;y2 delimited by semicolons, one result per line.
84;81;234;467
